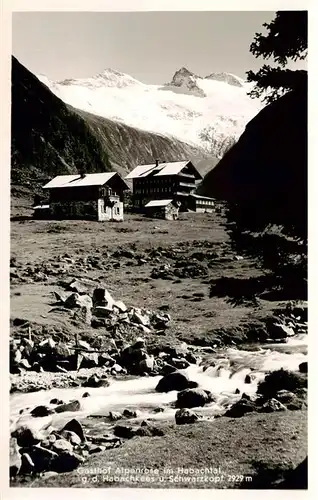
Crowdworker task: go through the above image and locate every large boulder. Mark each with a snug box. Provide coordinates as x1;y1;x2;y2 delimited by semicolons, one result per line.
160;363;177;375
176;388;214;409
175;408;199;425
31;405;55;418
138;355;156;374
61;419;85;442
299;362;308;373
259;398;287;413
114;424;136;439
82;374;110;388
64;293;93;310
11;425;42;448
29;445;59;473
52;438;74;453
60;430;82;446
51;451;84;473
224;398;256;418
19;453;35;475
155;371;198;393
55;400;81;413
92;287;115;307
275;390;297;404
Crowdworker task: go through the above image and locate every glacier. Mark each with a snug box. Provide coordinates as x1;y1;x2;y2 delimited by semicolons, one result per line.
37;67;264;156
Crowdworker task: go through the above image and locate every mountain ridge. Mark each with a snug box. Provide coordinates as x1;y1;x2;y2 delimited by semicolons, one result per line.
36;65;263;156
11;56;207;204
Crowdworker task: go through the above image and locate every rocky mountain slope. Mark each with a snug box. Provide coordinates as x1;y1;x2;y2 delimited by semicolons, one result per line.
73;108;207;175
37;66;263;158
11;57;205;200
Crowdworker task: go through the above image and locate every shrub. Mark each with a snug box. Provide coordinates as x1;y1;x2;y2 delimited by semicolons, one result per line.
257;369;307;398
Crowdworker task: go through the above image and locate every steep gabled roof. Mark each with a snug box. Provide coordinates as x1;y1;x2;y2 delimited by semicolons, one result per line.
126;161;202;180
43;172;129;190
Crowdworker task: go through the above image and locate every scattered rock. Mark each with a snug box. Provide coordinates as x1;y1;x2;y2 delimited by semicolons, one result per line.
109;411;122;421
138;355;155;373
259;398;287;413
19;453;35;475
11;426;42;448
50;398;64;405
82;374;110;388
160;363;177;375
123;409;138;418
52;438;74;453
10;437;22;477
20;359;32;370
29;445;59;473
267;321;294;340
275;390;297;404
87;444;106;454
299;362;308;373
175;408;199;425
176;388;214;409
224;399;256;418
156;371;197;393
114;424;136;439
92;288;115;308
31;406;54;418
171;358;190;369
60;430;82;446
132;337;146;350
153;407;164;413
51;451;84;473
61;419;86;442
64;293;93;310
55;400;81;413
82;392;90;398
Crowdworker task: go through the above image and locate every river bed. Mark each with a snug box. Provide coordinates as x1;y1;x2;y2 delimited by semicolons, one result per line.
10;334;307;435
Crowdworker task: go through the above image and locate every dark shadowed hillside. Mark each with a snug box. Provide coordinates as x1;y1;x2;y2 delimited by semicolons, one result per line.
74;109;206;175
11;56;113;197
199;86;307;236
11;56;205;205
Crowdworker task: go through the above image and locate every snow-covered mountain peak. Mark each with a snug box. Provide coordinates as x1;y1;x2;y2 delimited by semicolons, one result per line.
168;67;205;97
171;67;198;82
55;68;142;90
205;72;245;87
36;65;264;157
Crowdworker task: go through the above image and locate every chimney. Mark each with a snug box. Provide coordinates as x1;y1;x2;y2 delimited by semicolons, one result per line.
155;159;159;167
79;169;86;178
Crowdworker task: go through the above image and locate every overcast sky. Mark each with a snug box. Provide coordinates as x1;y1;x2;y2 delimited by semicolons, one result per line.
12;11;307;83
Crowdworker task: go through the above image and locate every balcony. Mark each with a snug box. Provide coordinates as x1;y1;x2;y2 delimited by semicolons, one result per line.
177;173;196;180
178;181;196;189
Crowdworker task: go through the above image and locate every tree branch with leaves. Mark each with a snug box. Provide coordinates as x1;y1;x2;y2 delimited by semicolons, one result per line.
247;11;307;103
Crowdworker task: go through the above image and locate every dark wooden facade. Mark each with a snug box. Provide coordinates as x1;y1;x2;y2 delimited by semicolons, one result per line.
130;161;201;210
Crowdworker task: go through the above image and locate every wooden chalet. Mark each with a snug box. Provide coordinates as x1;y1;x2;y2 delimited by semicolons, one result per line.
126;160;216;213
126;160;202;211
42;172;129;222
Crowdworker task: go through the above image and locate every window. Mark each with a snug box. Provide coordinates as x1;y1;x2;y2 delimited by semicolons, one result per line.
116;207;120;215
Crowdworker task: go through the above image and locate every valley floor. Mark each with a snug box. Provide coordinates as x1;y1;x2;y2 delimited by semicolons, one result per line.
10;209;308;490
10;211;281;349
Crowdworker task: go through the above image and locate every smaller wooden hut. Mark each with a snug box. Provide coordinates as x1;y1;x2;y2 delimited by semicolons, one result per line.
144;199;180;220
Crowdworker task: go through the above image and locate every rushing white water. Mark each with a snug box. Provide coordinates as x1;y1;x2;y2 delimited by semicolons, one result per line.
10;334;307;433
